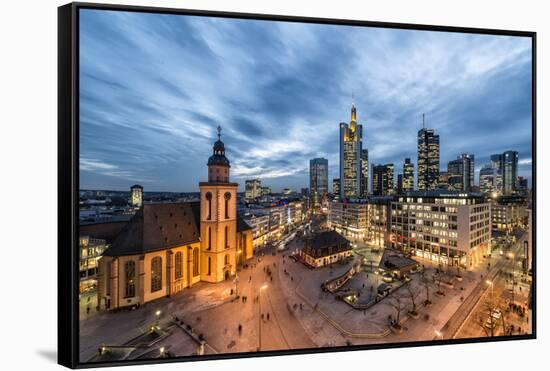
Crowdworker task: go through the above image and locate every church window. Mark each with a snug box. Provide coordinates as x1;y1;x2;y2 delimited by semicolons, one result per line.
151;257;162;292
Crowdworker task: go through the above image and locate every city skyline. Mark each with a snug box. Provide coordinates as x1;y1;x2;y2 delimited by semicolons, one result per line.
80;9;532;193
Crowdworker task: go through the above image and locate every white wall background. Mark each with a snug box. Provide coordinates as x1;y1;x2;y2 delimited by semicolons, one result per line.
0;0;547;369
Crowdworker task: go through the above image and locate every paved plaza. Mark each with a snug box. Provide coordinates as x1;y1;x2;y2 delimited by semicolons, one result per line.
80;227;532;362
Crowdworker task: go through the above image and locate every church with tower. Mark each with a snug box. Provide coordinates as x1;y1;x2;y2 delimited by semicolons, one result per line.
96;127;254;310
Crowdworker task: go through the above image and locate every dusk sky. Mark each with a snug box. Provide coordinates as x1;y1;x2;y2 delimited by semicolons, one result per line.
79;9;533;192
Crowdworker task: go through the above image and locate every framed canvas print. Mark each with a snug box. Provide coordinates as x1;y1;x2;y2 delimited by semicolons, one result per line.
58;2;536;368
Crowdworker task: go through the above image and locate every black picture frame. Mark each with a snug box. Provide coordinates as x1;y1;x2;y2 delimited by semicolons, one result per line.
58;2;537;369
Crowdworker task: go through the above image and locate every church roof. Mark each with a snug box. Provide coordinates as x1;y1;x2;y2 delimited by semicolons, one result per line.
236;216;253;232
103;201;253;257
103;202;201;256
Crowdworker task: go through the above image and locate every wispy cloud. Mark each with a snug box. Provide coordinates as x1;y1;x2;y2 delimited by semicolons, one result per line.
79;9;532;192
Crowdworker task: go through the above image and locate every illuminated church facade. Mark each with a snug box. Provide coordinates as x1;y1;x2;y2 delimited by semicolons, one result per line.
97;127;254;310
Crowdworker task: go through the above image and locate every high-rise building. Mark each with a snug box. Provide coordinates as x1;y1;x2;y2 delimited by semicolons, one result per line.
517;176;528;195
403;158;414;192
360;149;369;198
447;153;475;192
502;150;519;195
397;174;404;194
417;117;440;190
130;184;143;207
438;171;449;190
332;178;340;200
340;101;364;199
245;179;262;201
309;157;328;207
479;164;498;194
372;164;394;196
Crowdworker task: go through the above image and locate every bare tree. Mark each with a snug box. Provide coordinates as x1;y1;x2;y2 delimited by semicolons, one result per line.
475;297;504;337
434;270;444;296
405;284;421;316
420;272;433;305
387;291;409;332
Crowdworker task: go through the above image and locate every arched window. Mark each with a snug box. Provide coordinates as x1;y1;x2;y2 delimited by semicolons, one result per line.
208;227;212;250
124;261;136;298
205;192;212;220
192;248;199;276
225;225;229;249
174;252;183;279
224;192;231;219
207;257;212;275
151;257;162;293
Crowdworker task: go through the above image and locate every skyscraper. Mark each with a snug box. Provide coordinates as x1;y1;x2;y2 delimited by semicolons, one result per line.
372;164;394;196
309;157;328;207
397;174;404;194
340;100;364;200
479;164;498;194
417;115;440;190
403;158;414;192
130;184;143;207
502;150;519;195
361;149;369;198
245;179;262;201
332;178;340;201
447;154;475;192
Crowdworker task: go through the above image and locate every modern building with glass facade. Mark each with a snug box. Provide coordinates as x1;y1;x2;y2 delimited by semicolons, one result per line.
447;153;475;192
339;102;364;199
245;179;262;201
309;157;328;207
502;150;519;195
403;158;414;192
417;127;440;190
390;191;491;268
372;163;394;196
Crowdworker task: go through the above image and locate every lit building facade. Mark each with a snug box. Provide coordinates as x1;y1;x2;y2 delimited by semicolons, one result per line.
372;164;394;196
332;178;340;200
491;195;527;231
130;184;143;208
417;127;440;190
403;158;414;192
479;164;498;194
502;150;519;195
339;102;364;199
97;128;254;310
361;149;369;197
327;197;391;247
447;153;475;192
390;191;491;268
299;230;353;268
309;157;328;207
245;179;262;201
80;235;106;293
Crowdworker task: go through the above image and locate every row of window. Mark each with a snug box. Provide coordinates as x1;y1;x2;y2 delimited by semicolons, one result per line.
123;249;201;298
205;192;232;220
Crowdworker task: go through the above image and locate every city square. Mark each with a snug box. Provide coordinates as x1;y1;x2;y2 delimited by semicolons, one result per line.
76;8;533;364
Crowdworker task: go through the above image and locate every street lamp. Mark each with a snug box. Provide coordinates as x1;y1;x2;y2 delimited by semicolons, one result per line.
486;280;494;300
159;347;165;357
155;310;161;326
258;284;268;351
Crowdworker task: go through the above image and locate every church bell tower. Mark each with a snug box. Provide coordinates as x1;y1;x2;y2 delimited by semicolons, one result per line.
198;126;238;283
